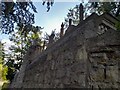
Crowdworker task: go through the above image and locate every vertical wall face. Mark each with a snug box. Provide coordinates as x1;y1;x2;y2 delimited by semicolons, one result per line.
88;46;119;88
86;28;120;89
11;14;120;88
22;29;88;88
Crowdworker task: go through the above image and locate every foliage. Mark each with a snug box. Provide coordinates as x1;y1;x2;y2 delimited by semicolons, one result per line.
44;30;60;44
1;1;37;34
64;3;90;29
64;7;80;27
89;2;120;17
7;25;43;70
1;0;45;82
42;0;54;12
0;42;8;81
1;82;10;90
1;0;56;34
1;65;8;81
0;25;43;82
6;67;15;82
89;2;120;29
0;64;3;80
0;42;5;64
64;1;120;30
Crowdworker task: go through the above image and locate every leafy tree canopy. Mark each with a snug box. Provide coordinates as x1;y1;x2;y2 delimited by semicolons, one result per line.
89;2;120;18
1;0;37;34
1;0;55;34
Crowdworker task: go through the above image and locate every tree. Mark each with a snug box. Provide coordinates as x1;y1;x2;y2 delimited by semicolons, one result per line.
64;3;90;29
0;41;8;81
1;0;55;34
1;1;37;34
64;7;79;28
64;1;120;30
8;25;43;69
0;41;4;80
89;2;120;18
1;0;52;82
2;25;43;82
0;42;5;64
89;2;120;30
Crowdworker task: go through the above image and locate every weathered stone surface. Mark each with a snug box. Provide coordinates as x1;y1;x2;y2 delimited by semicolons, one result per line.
10;13;120;89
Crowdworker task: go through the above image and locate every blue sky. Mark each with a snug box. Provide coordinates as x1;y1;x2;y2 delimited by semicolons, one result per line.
0;2;82;49
33;2;80;34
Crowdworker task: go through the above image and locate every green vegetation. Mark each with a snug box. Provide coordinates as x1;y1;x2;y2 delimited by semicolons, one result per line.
1;82;10;90
1;1;37;34
64;1;120;30
0;42;7;81
0;42;9;89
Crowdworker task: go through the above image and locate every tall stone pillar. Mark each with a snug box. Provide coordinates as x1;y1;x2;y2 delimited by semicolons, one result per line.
79;3;84;22
60;22;64;38
69;18;72;26
48;31;55;45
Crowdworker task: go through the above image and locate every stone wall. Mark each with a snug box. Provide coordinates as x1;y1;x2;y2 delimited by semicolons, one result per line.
86;30;120;88
22;24;88;88
10;13;120;89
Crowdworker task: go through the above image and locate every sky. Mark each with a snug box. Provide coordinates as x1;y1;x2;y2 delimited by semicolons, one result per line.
33;2;80;34
0;1;83;50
